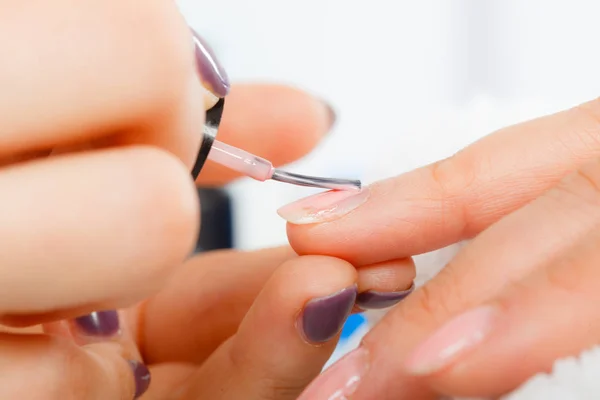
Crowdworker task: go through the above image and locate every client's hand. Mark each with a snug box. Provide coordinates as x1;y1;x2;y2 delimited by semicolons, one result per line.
284;97;600;399
0;1;414;398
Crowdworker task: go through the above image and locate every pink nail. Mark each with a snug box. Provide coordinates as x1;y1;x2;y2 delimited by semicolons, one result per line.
404;306;498;375
277;188;370;225
297;347;370;400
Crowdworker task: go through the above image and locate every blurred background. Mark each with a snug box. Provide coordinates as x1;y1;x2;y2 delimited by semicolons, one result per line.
177;0;600;362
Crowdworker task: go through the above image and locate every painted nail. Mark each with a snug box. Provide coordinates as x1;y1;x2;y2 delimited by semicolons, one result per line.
277;188;370;225
356;282;415;310
297;347;370;400
128;360;151;399
74;310;120;337
192;30;230;98
322;99;338;130
404;306;498;375
299;285;358;343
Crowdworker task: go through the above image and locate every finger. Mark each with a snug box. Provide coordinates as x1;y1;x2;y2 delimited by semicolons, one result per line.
0;0;205;169
138;249;413;365
179;256;358;400
0;332;145;399
283;97;600;266
355;258;416;311
403;226;600;397
25;82;333;186
297;158;600;400
139;246;297;364
0;146;198;316
196;83;335;185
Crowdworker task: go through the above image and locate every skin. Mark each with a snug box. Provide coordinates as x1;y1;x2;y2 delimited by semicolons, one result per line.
287;98;600;398
0;0;421;398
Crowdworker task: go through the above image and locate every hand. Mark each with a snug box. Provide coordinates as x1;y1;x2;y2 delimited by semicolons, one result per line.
0;1;401;398
281;97;600;399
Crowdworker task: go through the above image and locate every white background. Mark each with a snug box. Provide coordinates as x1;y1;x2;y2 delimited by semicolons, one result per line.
178;0;600;250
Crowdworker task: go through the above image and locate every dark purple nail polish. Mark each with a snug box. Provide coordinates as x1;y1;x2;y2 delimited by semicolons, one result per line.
192;30;230;98
128;360;151;399
356;282;415;310
300;285;357;344
323;100;337;130
74;310;120;337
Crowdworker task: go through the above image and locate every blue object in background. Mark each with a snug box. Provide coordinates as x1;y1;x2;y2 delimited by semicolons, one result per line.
340;313;366;340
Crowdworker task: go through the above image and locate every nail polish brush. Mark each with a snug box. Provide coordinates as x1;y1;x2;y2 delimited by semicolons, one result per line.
191;32;360;191
193;99;362;192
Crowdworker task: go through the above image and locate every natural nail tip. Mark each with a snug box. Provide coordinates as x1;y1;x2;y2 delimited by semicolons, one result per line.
128;360;151;399
301;285;358;344
277;188;370;225
356;282;415;310
74;310;120;337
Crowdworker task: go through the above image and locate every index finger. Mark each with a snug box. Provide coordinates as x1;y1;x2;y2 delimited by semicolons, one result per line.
283;97;600;265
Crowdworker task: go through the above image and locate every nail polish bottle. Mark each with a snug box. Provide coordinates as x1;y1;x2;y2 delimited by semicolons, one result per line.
195;187;233;252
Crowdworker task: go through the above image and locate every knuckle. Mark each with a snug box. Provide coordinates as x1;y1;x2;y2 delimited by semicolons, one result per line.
543;256;585;296
254;377;309;400
573;97;600;130
428;152;477;236
555;159;600;208
429;153;474;199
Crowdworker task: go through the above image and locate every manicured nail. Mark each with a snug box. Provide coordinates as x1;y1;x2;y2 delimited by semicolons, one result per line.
320;99;337;130
277;188;370;225
404;306;498;375
299;285;358;343
192;30;230;98
74;310;120;337
356;282;415;310
128;360;151;399
297;347;370;400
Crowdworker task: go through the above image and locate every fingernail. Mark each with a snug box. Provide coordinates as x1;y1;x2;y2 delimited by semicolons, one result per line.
192;30;230;98
277;188;370;225
356;282;415;310
404;306;498;375
297;347;370;400
299;285;358;343
320;99;338;130
128;360;151;399
74;310;120;337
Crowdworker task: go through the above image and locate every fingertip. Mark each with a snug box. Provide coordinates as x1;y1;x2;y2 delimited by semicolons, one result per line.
236;256;357;346
115;146;201;292
220;83;332;158
227;255;359;396
357;258;416;292
273;255;358;294
248;256;358;343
